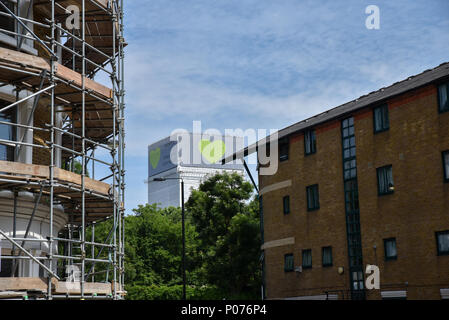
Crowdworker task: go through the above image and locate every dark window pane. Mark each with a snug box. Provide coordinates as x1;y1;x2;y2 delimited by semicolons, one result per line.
284;254;294;272
279;137;289;161
283;196;290;214
302;249;312;268
439;83;449;113
349;126;354;135
304;130;316;155
322;247;332;266
373;104;390;132
0;0;15;32
374;108;383;131
0;256;18;277
437;231;449;255
377;165;394;195
0;108;15;161
443;151;449;181
350;137;355;147
384;238;397;260
350;147;356;157
306;184;319;211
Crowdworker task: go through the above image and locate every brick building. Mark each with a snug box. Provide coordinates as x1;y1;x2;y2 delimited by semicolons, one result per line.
256;63;449;300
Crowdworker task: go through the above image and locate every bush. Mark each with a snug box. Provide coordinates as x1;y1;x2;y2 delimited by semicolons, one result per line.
125;284;259;300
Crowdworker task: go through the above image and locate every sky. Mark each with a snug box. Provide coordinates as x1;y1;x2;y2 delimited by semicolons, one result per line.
116;0;449;214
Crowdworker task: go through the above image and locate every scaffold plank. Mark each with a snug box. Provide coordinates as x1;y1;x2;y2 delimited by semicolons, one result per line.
0;160;110;196
0;47;112;100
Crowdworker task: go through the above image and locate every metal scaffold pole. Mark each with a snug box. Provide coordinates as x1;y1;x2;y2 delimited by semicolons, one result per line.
112;0;118;298
47;0;56;300
80;0;86;300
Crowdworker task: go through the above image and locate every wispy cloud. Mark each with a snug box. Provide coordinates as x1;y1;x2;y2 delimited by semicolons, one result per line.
119;0;449;212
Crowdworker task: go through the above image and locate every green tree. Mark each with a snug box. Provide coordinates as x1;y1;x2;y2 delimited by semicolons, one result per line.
62;159;89;177
83;172;262;300
124;204;200;287
186;172;261;298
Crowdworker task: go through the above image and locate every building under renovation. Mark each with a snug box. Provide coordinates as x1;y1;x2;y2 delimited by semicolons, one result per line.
0;0;125;299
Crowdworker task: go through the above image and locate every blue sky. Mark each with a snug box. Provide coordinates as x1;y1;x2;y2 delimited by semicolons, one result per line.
118;0;449;213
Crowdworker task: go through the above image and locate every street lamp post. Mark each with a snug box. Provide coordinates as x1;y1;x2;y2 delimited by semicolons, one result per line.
152;177;186;300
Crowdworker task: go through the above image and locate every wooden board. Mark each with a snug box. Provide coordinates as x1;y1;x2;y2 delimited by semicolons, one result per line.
0;47;113;99
0;277;57;292
0;278;112;295
55;281;112;295
56;64;112;99
0;291;27;299
0;160;111;196
54;168;111;195
0;46;50;70
0;160;49;178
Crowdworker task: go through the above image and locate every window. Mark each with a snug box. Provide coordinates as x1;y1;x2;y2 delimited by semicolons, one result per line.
0;107;15;161
377;165;394;195
306;184;319;211
322;246;333;267
352;271;364;291
304;129;316;155
284;253;294;272
373;104;389;133
279;137;289;162
436;231;449;256
0;0;15;33
443;151;449;182
342;117;356;180
344;159;357;181
438;82;449;113
0;256;18;277
384;238;397;260
283;195;290;215
302;249;312;269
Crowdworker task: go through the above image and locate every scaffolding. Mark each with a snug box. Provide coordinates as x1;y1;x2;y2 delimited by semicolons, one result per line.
0;0;125;299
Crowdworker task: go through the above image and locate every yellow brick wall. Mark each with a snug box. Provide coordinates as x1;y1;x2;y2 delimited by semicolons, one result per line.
356;85;449;299
260;83;449;300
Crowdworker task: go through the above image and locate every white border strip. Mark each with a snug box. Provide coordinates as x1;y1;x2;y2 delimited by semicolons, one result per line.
381;290;407;299
260;179;292;195
261;237;295;250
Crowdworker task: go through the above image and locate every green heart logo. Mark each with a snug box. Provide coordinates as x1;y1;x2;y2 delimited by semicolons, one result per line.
150;147;161;169
198;139;226;164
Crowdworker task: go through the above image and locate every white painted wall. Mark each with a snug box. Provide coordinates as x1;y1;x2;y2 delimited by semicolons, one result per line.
0;190;67;276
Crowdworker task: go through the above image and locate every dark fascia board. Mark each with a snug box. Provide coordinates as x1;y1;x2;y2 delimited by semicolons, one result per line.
221;62;449;164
